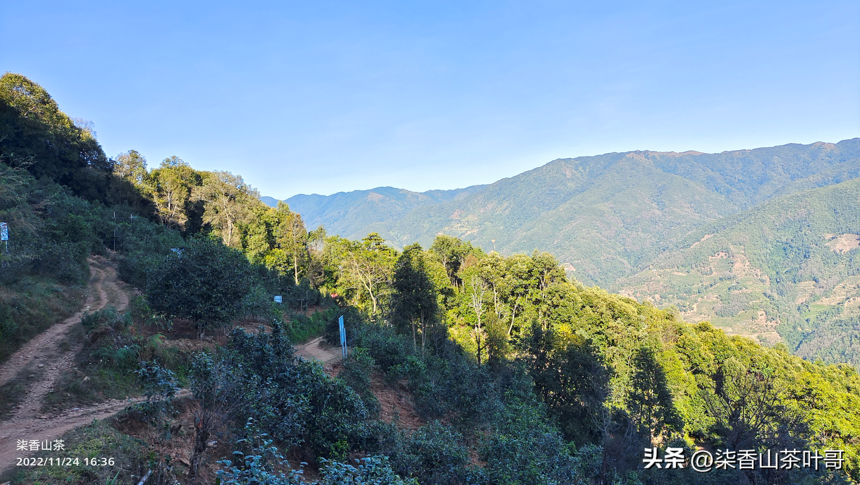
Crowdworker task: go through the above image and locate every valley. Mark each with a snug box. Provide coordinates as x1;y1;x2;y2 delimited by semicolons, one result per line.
276;140;860;367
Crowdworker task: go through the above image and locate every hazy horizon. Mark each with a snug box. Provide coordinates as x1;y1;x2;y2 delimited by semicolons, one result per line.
275;137;858;199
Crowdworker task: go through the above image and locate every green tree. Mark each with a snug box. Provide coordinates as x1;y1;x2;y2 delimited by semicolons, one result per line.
273;202;309;285
241;203;280;265
391;244;440;353
145;238;254;337
326;233;397;320
0;73;112;200
145;156;201;230
429;235;475;289
466;273;488;365
628;343;684;445
194;170;259;248
113;150;148;187
521;324;610;444
306;225;328;288
702;357;804;450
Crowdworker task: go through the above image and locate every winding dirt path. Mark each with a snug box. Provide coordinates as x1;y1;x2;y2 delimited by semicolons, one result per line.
0;256;131;473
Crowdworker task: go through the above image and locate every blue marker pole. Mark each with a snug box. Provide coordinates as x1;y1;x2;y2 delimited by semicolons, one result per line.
339;315;347;359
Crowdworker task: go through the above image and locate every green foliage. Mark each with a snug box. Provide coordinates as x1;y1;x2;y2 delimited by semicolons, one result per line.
628;343;684;443
193;170;260;247
385;421;475;484
115;217;185;287
142;156;202;230
391;243;441;353
333;315;586;483
197;324;372;460
44;304;187;413
318;456;418;485
145;237;255;335
618;177;860;367
0;73;114;200
322;233;398;319
0;275;85;362
217;434;419;485
796;315;860;369
340;347;380;416
135;360;180;421
0;164;95;283
429;234;477;289
480;374;583;485
114;149;148;185
520;324;610;443
6;73;860;484
216;420;306;485
285;307;335;343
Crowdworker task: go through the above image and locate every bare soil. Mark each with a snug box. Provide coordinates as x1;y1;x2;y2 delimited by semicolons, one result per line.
294;336;341;365
826;233;860;254
0;256;131;474
371;374;423;432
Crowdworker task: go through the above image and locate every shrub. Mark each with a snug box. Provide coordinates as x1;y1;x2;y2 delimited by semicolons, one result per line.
135;360;179;424
340;347;380;416
389;421;474;485
145;237;254;336
216;420;305;485
318;456;418;485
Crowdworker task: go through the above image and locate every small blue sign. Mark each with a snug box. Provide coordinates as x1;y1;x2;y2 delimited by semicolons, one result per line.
338;315;347;359
0;222;7;241
274;295;283;304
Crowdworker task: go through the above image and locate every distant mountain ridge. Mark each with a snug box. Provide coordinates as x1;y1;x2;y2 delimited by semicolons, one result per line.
268;140;860;287
259;196;281;207
366;139;860;286
263;138;860;364
262;185;487;237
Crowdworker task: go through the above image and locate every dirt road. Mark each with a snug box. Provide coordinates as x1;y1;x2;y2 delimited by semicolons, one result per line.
294;336;342;365
0;257;131;474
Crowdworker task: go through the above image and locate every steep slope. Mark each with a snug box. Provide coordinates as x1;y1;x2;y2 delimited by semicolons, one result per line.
502;154;737;285
268;185;486;237
616;178;860;365
362;154;627;254
640;139;860;208
367;139;860;286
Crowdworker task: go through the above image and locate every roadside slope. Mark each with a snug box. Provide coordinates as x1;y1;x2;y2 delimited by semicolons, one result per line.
0;256;132;473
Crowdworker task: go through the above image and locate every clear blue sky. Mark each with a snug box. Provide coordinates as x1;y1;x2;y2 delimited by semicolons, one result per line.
2;0;858;199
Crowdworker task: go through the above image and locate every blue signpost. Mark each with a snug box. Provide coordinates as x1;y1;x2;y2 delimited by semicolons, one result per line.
1;222;7;253
338;315;347;359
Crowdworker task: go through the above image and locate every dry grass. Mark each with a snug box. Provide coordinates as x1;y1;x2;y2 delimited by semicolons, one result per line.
0;277;86;363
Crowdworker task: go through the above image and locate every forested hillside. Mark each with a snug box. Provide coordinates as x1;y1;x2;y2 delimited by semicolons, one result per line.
360;141;860;288
3;72;860;485
283;139;860;366
265;185;487;240
617;178;860;366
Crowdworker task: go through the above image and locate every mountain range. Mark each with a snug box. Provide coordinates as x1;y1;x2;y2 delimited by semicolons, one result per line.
263;185;487;238
265;138;860;364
